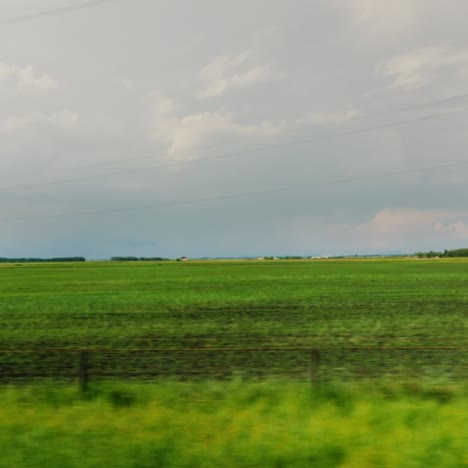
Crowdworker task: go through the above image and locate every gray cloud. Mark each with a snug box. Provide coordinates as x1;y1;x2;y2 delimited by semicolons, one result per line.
0;110;78;134
1;0;468;257
380;46;468;90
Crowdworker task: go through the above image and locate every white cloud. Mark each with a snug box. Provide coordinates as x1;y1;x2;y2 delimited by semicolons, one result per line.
297;109;360;126
353;208;468;247
342;0;419;37
198;51;276;99
359;208;449;235
149;93;286;158
0;62;62;93
380;46;468;90
288;208;468;253
0;111;79;134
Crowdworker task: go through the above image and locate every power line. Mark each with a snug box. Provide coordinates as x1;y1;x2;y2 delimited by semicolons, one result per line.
2;157;468;223
49;91;468;173
379;92;468;115
0;0;122;27
1;106;466;193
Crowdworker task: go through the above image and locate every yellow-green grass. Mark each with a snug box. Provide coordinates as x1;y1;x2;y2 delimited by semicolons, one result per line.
0;380;466;467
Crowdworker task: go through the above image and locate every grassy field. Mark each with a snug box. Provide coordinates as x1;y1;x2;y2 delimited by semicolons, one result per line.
0;258;467;347
0;258;467;466
0;258;466;380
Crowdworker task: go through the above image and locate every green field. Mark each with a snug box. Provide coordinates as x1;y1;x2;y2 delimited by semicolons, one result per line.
0;259;466;380
0;259;467;466
1;258;467;346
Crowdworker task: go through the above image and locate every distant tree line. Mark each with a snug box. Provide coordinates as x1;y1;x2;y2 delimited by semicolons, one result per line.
110;257;170;261
0;256;172;263
261;256;311;260
0;257;86;263
415;249;468;258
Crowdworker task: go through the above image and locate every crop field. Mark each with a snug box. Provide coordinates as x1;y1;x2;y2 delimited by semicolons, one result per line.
0;258;467;467
0;258;467;381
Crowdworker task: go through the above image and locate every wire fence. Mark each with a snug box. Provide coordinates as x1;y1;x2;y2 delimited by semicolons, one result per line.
0;346;466;391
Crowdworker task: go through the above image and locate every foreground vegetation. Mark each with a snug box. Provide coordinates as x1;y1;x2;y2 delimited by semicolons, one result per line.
0;380;466;468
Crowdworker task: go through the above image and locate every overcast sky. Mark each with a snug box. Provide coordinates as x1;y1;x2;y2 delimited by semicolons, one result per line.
1;0;468;258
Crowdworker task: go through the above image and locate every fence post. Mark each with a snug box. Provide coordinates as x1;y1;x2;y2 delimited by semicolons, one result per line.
310;348;320;386
78;350;89;394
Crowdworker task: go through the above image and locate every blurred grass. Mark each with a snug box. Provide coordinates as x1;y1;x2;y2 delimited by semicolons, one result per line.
0;380;466;467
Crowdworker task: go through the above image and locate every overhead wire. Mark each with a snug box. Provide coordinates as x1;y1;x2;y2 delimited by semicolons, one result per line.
2;157;468;223
1;2;466;255
44;91;468;172
1;2;467;223
0;0;122;27
1;106;466;193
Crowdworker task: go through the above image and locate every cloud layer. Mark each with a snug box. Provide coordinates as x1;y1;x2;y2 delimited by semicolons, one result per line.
198;52;276;99
381;47;468;90
0;62;62;94
0;110;78;134
1;0;468;257
149;93;286;158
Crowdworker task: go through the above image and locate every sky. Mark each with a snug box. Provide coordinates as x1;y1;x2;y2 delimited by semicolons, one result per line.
1;0;468;258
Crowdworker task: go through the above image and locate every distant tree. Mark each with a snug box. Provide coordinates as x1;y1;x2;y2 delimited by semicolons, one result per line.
0;257;85;263
110;257;139;261
139;257;170;261
447;248;468;257
415;248;468;258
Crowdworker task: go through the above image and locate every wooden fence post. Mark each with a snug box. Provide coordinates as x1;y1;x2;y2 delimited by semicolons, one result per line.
310;348;320;386
78;350;89;393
